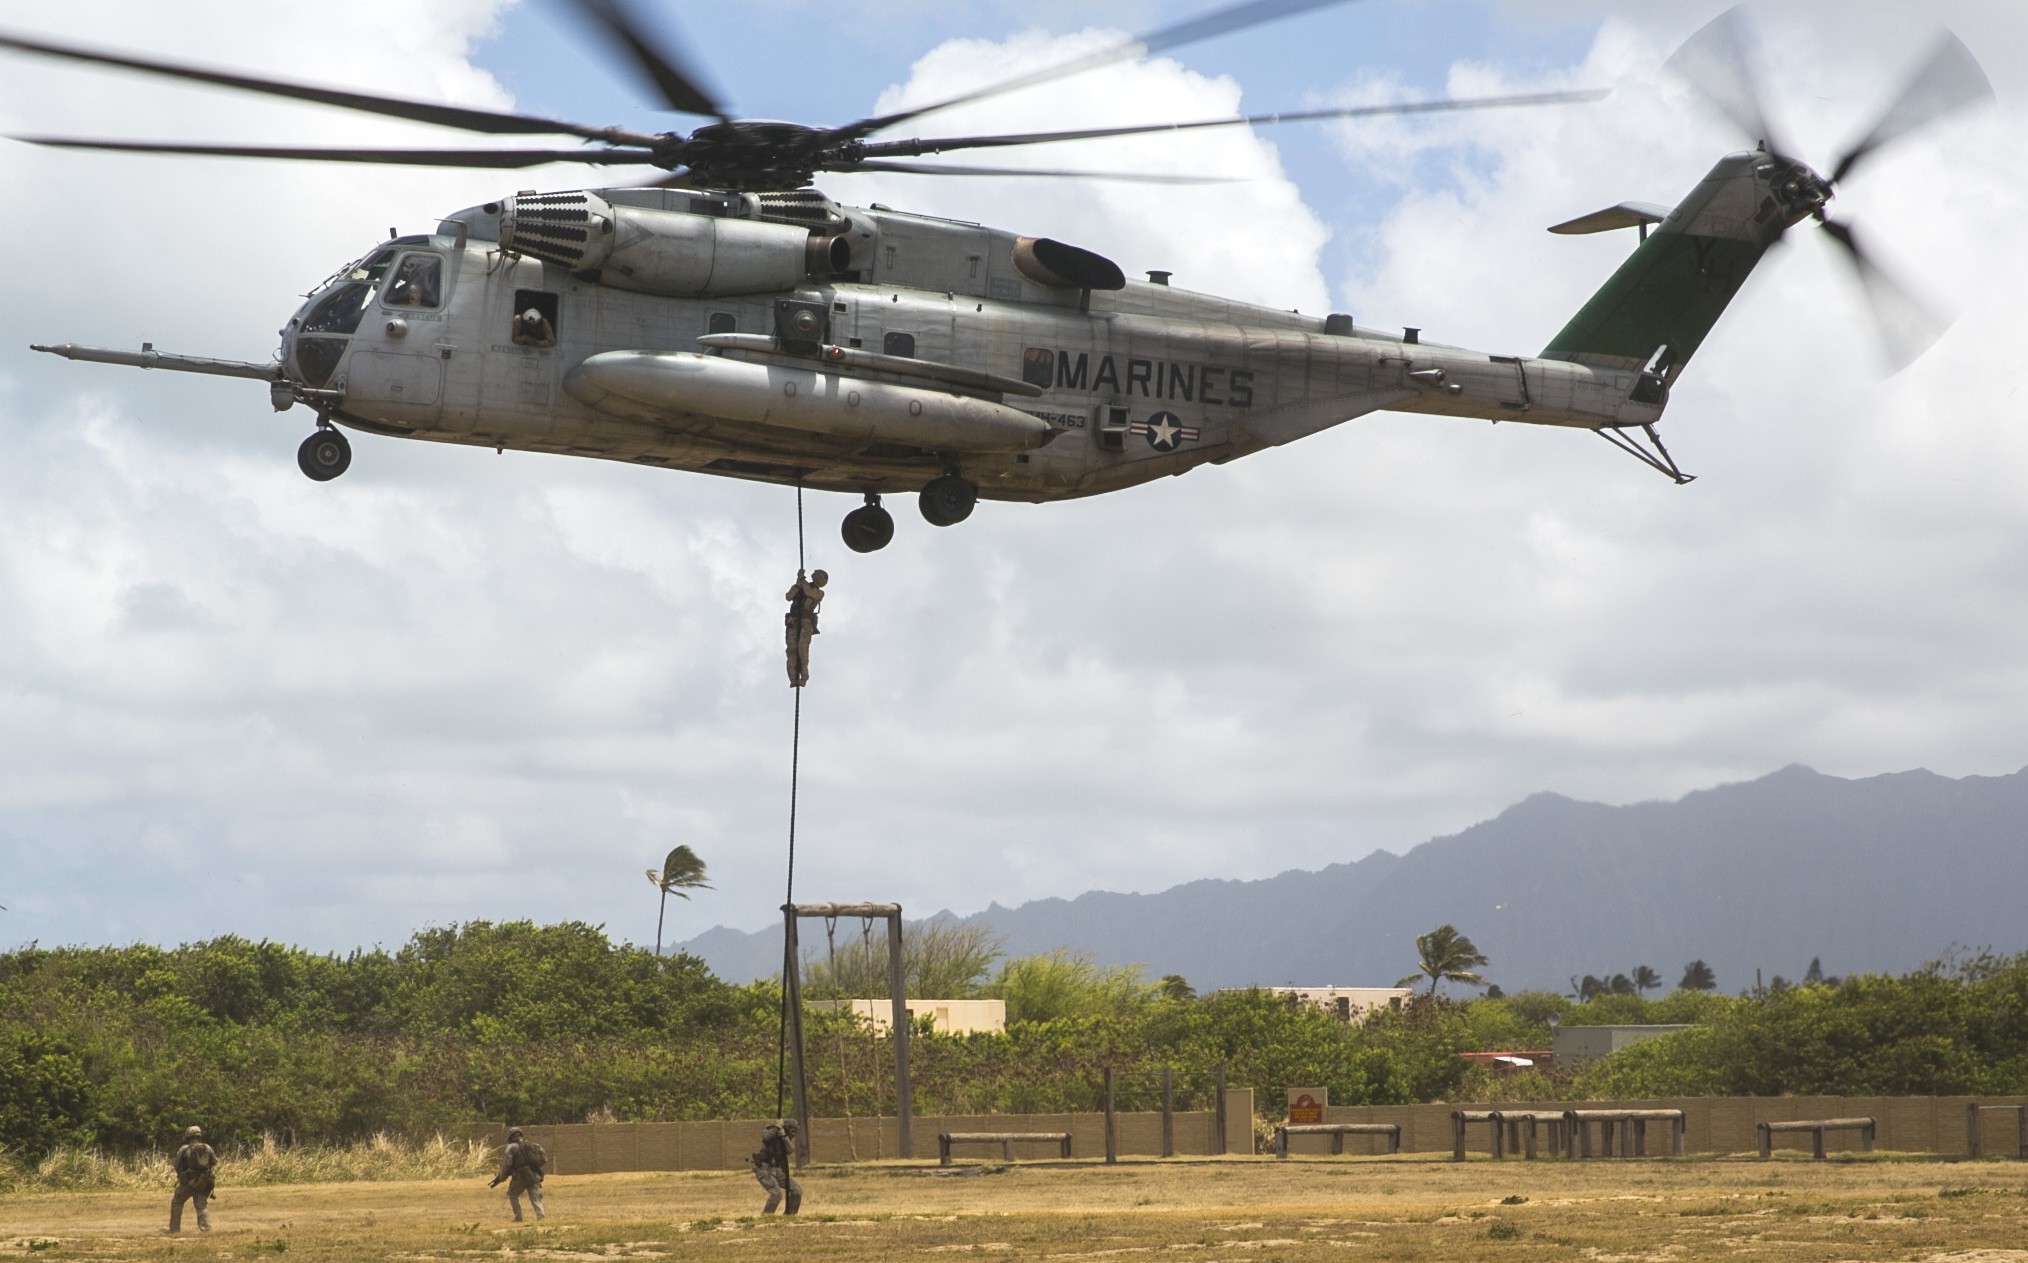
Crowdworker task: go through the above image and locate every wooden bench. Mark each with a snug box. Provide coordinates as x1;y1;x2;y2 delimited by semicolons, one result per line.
1756;1117;1875;1159
1564;1109;1686;1158
937;1131;1071;1165
1491;1110;1570;1159
1967;1104;2028;1159
1274;1123;1401;1159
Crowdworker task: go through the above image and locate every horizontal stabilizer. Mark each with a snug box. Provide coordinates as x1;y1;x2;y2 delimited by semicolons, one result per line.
1548;202;1671;235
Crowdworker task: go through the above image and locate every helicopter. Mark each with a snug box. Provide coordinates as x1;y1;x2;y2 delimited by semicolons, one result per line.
4;1;1993;554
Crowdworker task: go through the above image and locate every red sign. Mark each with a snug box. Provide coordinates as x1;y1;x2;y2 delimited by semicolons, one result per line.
1288;1092;1324;1125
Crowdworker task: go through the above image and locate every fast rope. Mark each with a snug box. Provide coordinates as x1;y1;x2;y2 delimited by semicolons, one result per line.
775;484;807;1119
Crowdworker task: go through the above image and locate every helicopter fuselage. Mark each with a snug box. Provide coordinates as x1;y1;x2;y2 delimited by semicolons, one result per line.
273;185;1664;516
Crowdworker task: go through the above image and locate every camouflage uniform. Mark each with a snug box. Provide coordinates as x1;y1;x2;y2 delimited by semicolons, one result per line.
784;570;827;688
489;1127;546;1221
168;1125;216;1233
751;1120;802;1214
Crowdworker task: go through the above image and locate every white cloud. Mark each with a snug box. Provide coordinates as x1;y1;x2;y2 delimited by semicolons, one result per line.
2;1;2025;960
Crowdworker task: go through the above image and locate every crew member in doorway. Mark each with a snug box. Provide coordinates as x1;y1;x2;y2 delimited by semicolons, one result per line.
784;569;827;688
512;307;556;348
751;1119;802;1214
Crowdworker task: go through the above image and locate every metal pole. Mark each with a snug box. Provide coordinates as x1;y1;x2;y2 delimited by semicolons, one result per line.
782;906;810;1166
1104;1068;1117;1164
886;910;914;1159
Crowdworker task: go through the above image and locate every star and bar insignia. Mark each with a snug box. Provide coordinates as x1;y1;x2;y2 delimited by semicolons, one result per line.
1129;411;1200;452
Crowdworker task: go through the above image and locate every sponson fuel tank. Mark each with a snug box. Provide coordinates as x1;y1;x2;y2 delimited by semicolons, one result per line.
501;191;843;297
564;351;1058;453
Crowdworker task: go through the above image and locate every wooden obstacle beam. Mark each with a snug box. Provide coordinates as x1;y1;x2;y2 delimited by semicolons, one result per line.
1564;1109;1686;1158
1756;1117;1875;1159
1491;1110;1569;1159
1965;1104;2028;1158
937;1131;1071;1165
1275;1123;1402;1159
1451;1110;1498;1160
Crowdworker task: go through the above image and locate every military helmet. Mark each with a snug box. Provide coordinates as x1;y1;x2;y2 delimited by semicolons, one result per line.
782;1118;800;1136
183;1125;203;1140
506;1127;524;1141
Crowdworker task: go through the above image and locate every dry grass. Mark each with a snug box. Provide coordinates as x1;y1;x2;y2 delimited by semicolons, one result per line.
2;1133;490;1193
5;1154;2028;1262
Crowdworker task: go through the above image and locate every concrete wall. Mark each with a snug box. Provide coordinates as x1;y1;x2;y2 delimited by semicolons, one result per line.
476;1094;2025;1172
477;1102;1245;1175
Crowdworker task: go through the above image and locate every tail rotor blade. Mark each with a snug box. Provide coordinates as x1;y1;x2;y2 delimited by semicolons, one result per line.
1819;217;1949;374
1665;5;1792;159
1830;31;1993;185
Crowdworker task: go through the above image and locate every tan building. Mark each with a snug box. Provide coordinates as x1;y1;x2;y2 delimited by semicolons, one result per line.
804;997;1006;1035
1241;986;1413;1022
1551;1023;1696;1064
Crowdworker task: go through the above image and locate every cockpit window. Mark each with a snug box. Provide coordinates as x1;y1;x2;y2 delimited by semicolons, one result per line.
383;254;442;309
299;246;400;335
300;282;374;335
344;247;398;286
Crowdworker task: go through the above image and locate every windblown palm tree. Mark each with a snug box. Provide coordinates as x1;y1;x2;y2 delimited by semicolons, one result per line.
1395;924;1490;996
1631;965;1663;996
646;845;712;957
1679;959;1717;991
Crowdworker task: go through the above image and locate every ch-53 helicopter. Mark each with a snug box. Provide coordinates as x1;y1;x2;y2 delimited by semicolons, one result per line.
5;1;1992;553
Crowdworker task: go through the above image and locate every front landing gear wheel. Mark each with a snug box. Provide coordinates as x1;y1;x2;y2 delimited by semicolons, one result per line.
842;501;895;553
297;428;351;481
918;474;978;527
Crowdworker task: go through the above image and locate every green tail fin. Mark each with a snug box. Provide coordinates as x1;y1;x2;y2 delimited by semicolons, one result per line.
1542;152;1792;382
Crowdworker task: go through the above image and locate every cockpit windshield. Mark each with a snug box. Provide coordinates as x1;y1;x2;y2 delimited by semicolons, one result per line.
299;247;399;335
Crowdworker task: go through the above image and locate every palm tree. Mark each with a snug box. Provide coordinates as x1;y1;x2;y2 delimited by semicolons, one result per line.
1395;924;1489;996
1631;965;1662;996
1678;960;1717;991
645;845;712;957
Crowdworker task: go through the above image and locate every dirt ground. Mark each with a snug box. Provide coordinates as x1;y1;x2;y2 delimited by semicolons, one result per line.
7;1154;2028;1262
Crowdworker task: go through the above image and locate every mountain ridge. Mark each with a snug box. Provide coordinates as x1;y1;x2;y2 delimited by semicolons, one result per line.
677;763;2028;992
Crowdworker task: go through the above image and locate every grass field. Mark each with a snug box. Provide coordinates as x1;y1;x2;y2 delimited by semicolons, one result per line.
7;1155;2028;1262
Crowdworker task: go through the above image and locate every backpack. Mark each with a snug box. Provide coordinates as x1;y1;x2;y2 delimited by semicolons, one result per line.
517;1140;548;1177
181;1144;216;1194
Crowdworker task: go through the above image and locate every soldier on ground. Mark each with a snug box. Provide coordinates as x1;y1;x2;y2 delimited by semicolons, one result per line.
784;569;827;688
750;1118;801;1214
168;1124;217;1233
488;1126;548;1221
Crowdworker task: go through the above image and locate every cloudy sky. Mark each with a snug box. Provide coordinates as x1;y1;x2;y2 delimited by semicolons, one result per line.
2;0;2024;957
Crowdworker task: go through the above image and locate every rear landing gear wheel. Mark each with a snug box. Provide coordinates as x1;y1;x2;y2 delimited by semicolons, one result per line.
918;474;977;527
842;498;895;553
297;427;351;481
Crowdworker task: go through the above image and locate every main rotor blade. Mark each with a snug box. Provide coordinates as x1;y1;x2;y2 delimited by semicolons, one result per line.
856;88;1609;160
840;0;1362;139
0;29;660;146
563;0;729;122
845;159;1231;184
1665;5;1792;159
1830;31;1993;185
13;136;661;168
1818;217;1949;374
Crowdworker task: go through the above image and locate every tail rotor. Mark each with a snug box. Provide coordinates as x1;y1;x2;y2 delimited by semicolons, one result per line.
1667;5;1994;373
